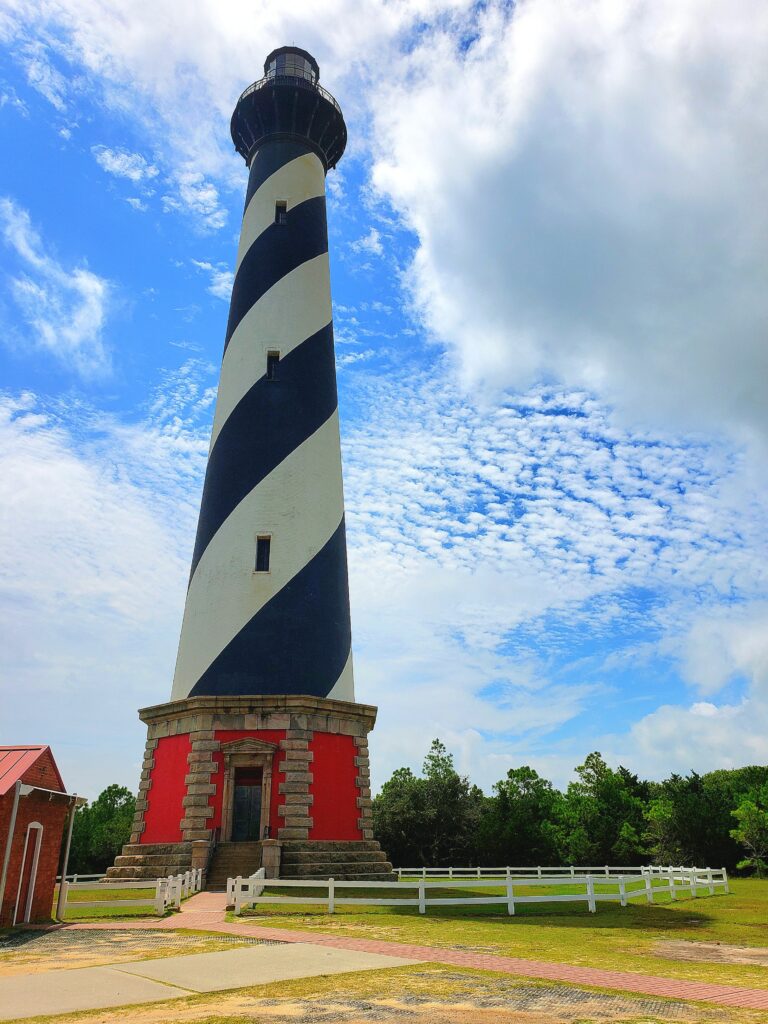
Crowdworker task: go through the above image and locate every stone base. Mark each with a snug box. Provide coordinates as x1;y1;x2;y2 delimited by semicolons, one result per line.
104;842;194;882
280;840;395;881
108;693;389;882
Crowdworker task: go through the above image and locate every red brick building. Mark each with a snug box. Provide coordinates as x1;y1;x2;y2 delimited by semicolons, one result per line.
0;746;77;926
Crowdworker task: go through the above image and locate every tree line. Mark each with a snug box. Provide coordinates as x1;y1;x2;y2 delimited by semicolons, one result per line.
372;741;768;875
67;746;768;877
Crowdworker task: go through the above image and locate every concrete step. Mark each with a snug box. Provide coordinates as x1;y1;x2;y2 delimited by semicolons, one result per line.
281;860;394;877
281;849;390;865
279;840;382;853
280;871;398;882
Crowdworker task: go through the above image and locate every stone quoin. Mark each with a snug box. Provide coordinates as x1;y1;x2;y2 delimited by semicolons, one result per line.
108;48;393;885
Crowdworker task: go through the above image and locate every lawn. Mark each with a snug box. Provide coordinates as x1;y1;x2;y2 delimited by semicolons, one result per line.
238;877;768;990
52;885;159;920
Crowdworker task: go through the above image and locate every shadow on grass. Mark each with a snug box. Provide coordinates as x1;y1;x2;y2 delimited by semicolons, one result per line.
242;895;719;934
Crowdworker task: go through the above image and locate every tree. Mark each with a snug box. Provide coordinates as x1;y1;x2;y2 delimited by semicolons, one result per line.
69;785;135;874
477;766;559;865
730;785;768;877
554;753;646;865
372;740;484;867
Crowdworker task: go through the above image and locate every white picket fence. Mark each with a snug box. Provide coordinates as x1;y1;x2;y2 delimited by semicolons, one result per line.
57;868;203;918
395;864;723;881
230;865;728;916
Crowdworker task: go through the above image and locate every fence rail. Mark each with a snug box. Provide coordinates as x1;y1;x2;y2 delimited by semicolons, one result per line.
57;868;203;918
395;864;721;880
229;866;728;916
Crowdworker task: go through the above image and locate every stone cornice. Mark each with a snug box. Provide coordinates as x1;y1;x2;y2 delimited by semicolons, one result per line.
138;694;378;730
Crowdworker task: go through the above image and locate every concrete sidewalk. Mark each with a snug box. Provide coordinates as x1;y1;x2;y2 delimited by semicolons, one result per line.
66;890;768;1013
0;942;417;1020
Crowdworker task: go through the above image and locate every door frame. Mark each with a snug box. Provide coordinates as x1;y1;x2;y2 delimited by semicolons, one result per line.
13;822;43;925
220;738;277;842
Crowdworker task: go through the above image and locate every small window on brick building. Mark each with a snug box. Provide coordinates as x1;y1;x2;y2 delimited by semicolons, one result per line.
266;350;280;380
255;536;271;573
275;201;288;225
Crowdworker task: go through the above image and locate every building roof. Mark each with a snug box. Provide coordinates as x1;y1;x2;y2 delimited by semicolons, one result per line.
0;745;65;797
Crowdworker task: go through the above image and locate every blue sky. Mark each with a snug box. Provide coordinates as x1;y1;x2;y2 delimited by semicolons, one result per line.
1;0;767;800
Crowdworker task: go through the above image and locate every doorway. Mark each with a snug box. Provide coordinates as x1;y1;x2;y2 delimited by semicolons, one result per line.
231;768;263;842
13;822;43;925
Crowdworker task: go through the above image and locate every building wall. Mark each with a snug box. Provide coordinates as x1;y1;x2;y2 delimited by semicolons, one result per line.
141;734;191;843
309;732;361;840
0;787;68;926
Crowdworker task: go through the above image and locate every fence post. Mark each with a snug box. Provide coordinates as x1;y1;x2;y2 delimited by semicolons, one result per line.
643;869;653;904
328;877;335;914
418;880;426;915
73;874;78;885
476;866;481;879
604;865;609;878
537;866;542;878
422;866;426;880
59;880;69;920
668;868;677;900
722;868;730;895
154;879;166;916
234;875;242;915
688;868;696;899
449;866;453;879
506;879;515;916
570;865;575;878
586;874;596;913
619;876;627;907
706;867;714;896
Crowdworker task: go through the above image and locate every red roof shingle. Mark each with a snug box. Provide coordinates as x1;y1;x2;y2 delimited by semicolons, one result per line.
0;745;65;796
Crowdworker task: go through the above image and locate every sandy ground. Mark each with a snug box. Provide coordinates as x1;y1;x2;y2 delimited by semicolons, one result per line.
3;932;768;1024
0;929;268;976
656;941;768;967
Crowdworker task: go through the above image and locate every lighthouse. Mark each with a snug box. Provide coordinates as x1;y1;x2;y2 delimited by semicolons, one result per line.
109;48;392;885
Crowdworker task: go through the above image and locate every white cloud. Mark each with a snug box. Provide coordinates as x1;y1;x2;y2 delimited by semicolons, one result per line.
125;196;147;212
350;227;383;256
369;0;768;440
19;40;68;110
163;171;227;231
0;367;214;797
0;197;111;376
92;144;158;183
191;259;234;300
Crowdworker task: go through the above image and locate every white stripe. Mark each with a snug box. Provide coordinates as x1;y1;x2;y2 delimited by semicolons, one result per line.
171;411;347;701
211;254;332;450
326;650;355;702
236;152;326;273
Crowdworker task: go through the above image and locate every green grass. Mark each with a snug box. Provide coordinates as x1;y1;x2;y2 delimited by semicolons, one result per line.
52;885;159;920
237;877;768;991
58;886;155;903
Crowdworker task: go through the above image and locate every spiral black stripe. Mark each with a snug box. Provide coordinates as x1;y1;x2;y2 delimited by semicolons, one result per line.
189;321;337;579
224;195;327;353
189;517;351;698
172;135;354;704
243;138;311;210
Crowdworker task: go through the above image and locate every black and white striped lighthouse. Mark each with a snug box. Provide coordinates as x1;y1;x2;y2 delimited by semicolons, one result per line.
109;49;393;884
171;47;353;705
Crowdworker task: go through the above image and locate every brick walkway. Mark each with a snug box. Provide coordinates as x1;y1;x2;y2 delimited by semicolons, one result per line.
67;892;768;1012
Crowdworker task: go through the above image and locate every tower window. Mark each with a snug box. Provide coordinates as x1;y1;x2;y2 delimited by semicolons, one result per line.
255;536;271;573
266;350;280;380
275;201;288;225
